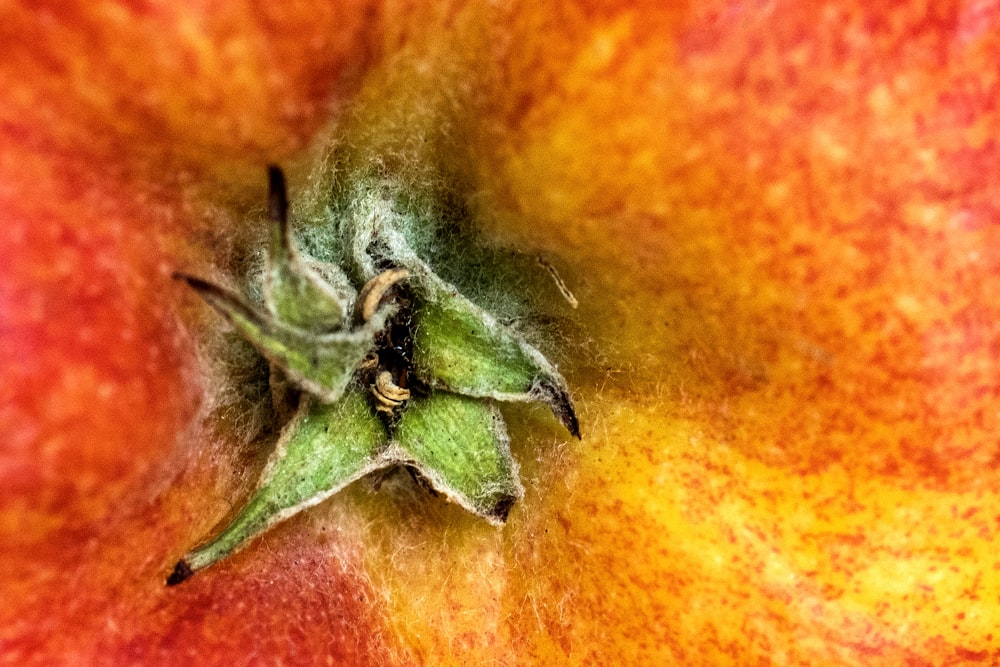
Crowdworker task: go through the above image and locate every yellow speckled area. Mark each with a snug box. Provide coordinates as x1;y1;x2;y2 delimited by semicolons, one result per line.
500;2;1000;664
358;1;1000;664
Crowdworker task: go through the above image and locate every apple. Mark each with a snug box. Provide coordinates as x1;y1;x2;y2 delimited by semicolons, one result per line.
4;1;999;665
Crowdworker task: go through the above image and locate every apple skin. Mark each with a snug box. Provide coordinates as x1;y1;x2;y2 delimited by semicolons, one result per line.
4;1;1000;665
0;1;396;664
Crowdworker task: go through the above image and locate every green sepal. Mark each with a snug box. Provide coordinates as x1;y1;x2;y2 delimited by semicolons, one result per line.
265;257;351;333
342;195;577;437
169;393;387;582
390;392;523;524
264;165;351;332
179;275;382;403
409;269;580;438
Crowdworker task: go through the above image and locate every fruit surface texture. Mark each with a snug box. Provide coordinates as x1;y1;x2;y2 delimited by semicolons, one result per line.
3;1;1000;665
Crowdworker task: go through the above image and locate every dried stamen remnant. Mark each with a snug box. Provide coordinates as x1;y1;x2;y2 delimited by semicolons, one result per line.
354;268;410;323
373;370;411;413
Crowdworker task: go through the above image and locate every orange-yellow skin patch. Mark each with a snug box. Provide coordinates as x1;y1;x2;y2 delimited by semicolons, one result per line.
5;1;1000;666
461;1;1000;664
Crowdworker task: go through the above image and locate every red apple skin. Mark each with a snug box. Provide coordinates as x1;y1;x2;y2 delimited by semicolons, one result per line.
4;1;1000;666
0;1;399;664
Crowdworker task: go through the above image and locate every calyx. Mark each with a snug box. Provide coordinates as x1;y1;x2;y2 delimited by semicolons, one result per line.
168;166;577;586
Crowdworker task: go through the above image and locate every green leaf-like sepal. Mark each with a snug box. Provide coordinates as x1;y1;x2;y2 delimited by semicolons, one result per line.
263;166;352;332
266;253;352;333
169;393;386;583
391;392;522;524
409;267;580;438
179;275;384;403
350;226;579;437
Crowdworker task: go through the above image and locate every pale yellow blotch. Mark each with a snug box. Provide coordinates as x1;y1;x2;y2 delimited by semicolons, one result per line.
359;510;516;665
501;394;1000;663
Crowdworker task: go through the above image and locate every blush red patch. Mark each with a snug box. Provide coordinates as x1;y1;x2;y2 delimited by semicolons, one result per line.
0;120;392;667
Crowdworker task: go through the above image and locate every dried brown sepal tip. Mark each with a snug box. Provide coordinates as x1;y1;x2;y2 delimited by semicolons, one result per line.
489;494;518;523
173;272;227;302
267;164;289;229
166;559;194;587
534;378;581;439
